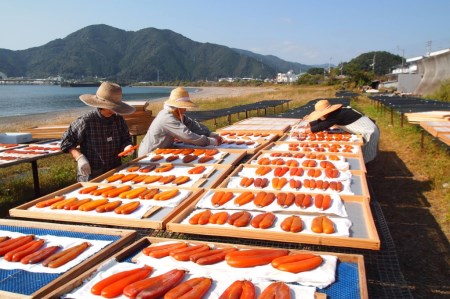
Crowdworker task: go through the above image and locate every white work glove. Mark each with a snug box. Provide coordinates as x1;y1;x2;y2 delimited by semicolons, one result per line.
76;154;91;176
122;145;135;156
208;137;218;146
209;132;223;145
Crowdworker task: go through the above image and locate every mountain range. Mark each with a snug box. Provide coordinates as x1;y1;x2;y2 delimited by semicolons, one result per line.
0;24;318;82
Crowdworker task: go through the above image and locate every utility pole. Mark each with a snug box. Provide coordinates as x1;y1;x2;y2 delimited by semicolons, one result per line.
426;40;432;56
397;46;405;69
371;54;376;73
328;57;332;73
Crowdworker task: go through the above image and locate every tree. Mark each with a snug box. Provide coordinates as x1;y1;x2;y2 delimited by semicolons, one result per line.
307;67;325;76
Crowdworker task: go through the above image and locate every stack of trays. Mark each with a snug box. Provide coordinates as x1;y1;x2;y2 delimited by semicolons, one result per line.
6;117;377;298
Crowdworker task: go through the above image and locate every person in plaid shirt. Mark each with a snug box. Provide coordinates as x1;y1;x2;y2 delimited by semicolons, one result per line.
61;82;136;182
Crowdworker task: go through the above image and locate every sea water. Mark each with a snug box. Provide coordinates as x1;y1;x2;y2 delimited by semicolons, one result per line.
0;85;180;118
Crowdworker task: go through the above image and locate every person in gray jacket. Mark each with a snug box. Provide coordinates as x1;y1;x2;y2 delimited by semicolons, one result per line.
138;87;222;156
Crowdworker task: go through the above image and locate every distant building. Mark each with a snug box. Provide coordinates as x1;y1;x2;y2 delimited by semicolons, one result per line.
393;48;450;95
218;77;235;82
276;70;300;84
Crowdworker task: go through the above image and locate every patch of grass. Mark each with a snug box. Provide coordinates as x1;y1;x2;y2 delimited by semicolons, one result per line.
353;95;450;235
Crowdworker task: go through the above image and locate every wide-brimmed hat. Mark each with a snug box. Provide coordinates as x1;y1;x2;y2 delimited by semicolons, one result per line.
164;87;198;109
307;99;342;121
79;82;136;115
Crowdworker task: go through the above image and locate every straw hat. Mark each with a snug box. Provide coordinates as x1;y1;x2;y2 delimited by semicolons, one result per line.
307;99;342;121
164;87;198;109
79;82;136;115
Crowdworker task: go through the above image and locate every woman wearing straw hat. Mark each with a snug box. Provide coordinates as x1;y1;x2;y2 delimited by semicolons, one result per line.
300;99;380;163
61;82;136;182
138;87;222;156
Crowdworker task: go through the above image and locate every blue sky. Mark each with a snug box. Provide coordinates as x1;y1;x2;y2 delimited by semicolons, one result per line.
1;0;449;65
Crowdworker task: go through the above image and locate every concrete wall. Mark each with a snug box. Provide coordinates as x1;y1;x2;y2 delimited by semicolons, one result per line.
415;50;450;95
398;73;422;93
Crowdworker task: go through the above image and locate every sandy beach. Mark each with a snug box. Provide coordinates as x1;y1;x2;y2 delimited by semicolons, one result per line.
0;86;276;132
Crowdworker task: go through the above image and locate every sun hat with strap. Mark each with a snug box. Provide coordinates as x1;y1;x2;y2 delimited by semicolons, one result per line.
164;87;198;109
79;82;135;115
307;99;342;121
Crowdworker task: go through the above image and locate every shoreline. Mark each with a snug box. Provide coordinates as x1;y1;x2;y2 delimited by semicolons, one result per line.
0;86;276;132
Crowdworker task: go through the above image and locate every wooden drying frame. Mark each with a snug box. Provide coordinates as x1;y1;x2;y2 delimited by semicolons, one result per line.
47;236;368;299
0;219;135;299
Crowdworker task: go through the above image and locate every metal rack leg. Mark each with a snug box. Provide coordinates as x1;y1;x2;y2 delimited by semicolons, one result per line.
31;160;40;197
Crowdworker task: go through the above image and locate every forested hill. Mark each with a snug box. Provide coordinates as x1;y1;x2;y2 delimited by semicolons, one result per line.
0;24;314;82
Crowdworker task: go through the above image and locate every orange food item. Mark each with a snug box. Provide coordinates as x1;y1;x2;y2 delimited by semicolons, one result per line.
198;155;214;163
233;191;255;206
140;188;160;200
126;166;140;172
250;212;275;229
123;269;184;299
118;145;139;157
219;280;255;299
91;265;153;296
164;277;212;299
182;154;198;163
98;265;152;298
153;189;178;200
158;175;176;184
96;200;122;213
20;245;60;264
103;185;132;198
188;165;206;174
154;164;174;173
144;242;187;258
280;215;303;232
225;249;289;268
209;211;229;224
78;185;98;194
211;191;234;206
44;242;91;268
311;215;335;234
51;197;77;209
277;192;295;208
35;196;65;208
170;244;210;261
289;178;301;189
63;198;92;211
120;173;139;183
105;173;125;183
227;211;252;227
150;155;164;162
171;175;190;185
79;198;109;211
91;186;115;196
272;253;323;273
0;235;35;257
114;201;140;214
189;210;211;225
239;177;254;188
258;281;291;299
4;239;44;262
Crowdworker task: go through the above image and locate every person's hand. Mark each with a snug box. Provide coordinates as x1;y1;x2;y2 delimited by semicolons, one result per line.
76;154;91;176
122;145;135;156
208;137;218;146
210;133;223;145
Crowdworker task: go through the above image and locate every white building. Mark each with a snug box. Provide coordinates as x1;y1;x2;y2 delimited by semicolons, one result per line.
394;48;450;95
276;70;299;84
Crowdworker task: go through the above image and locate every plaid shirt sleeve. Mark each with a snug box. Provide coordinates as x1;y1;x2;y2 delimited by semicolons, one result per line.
60;110;132;173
